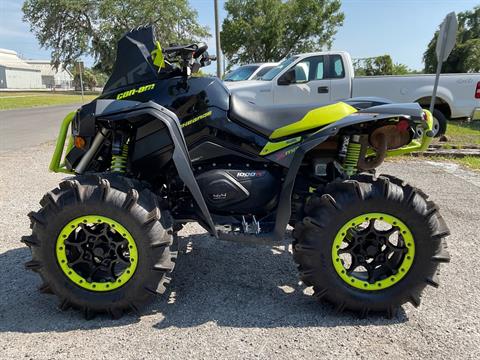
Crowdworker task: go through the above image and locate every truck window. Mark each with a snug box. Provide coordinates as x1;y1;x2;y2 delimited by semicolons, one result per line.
260;56;298;81
329;55;345;79
223;65;259;81
295;62;310;82
292;56;325;83
315;58;325;80
252;66;276;79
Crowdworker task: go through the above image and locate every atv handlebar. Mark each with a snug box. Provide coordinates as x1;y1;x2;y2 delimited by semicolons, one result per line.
163;43;215;76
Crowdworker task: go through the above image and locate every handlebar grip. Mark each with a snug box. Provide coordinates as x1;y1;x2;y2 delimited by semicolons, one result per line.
194;43;208;58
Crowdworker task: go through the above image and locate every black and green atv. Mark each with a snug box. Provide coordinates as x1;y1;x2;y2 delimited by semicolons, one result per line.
23;26;450;319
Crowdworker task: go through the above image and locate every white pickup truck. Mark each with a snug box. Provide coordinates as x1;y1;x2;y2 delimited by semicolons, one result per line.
225;51;480;136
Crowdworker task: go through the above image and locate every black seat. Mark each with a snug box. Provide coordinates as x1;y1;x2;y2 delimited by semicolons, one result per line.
229;94;318;138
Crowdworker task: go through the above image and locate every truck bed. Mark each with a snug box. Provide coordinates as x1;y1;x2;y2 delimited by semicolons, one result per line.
352;73;480;119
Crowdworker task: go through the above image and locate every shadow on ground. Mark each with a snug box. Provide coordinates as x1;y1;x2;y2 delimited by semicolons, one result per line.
0;246;141;333
0;233;408;333
153;233;408;330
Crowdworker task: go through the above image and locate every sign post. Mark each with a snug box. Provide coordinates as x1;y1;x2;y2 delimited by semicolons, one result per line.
429;12;458;114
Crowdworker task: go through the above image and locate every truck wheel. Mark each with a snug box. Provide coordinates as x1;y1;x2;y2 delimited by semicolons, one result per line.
22;174;175;319
431;109;448;137
292;174;450;317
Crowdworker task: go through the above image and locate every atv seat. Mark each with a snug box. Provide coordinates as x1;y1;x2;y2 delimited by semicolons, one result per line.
229;94;357;139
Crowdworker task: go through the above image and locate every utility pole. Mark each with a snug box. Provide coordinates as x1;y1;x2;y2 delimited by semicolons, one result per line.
78;61;85;102
214;0;222;79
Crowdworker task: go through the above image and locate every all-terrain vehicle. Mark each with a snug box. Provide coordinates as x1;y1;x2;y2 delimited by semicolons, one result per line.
23;26;450;319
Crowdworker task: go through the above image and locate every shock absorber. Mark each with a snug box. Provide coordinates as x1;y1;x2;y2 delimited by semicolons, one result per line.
343;135;362;176
111;136;129;173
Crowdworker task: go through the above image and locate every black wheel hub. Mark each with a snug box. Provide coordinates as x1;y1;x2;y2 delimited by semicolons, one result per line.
64;223;131;283
339;220;409;283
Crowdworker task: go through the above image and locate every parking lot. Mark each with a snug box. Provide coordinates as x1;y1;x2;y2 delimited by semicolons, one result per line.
0;138;479;359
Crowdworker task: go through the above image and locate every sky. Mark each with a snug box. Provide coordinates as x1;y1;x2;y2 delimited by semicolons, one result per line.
0;0;478;73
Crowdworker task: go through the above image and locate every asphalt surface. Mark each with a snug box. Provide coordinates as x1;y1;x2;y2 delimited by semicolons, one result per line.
0;134;479;358
0;104;82;151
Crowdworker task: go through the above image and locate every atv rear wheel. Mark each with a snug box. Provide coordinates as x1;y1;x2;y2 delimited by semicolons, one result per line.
22;175;175;319
292;174;450;317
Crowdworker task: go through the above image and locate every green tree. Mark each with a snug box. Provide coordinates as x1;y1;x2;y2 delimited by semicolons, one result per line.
392;63;411;75
23;0;210;73
423;6;480;73
353;55;393;76
354;55;415;76
92;70;109;88
221;0;344;65
71;66;97;90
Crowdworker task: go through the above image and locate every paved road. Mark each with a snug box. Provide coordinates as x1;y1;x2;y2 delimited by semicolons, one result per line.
0;143;479;359
0;104;81;151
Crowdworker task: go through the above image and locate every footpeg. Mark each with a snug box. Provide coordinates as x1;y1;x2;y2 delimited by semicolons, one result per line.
242;215;261;235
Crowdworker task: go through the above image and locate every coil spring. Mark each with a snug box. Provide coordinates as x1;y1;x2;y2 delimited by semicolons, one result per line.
111;144;128;173
343;141;361;176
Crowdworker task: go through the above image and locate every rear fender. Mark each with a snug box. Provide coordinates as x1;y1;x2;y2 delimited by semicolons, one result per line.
270;103;433;241
266;102;431;166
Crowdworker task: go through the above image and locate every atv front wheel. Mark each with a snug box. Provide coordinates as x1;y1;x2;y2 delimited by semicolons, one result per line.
22;175;175;319
293;174;450;317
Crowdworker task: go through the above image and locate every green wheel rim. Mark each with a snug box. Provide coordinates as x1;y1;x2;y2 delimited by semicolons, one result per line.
56;215;138;292
332;213;415;291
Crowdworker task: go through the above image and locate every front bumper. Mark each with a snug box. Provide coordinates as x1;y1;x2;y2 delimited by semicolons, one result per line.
49;111;76;174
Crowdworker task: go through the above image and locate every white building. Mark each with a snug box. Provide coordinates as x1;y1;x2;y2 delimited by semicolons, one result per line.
26;60;73;89
0;48;43;89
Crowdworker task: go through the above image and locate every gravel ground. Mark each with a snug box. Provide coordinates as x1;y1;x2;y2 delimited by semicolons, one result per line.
0;143;479;359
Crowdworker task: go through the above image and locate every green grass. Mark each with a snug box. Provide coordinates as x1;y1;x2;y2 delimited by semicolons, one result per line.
0;92;98;110
387;119;480;172
443;120;480;146
453;156;480;170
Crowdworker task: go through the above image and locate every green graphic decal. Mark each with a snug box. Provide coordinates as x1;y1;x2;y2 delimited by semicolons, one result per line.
260;136;302;156
181;111;213;128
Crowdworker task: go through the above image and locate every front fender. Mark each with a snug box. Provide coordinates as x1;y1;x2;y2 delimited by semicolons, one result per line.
50;100;217;237
98;101;217;236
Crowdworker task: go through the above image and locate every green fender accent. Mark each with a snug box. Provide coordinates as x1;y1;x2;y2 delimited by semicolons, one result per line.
332;213;415;291
270;102;357;140
259;136;302;155
49;111;76;174
56;215;138;292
